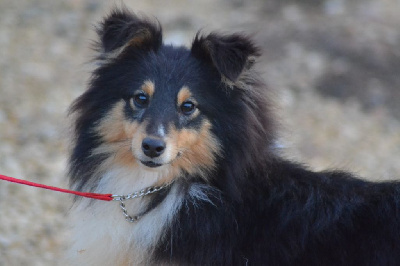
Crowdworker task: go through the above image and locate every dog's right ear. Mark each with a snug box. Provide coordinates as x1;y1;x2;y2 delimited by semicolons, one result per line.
95;8;162;60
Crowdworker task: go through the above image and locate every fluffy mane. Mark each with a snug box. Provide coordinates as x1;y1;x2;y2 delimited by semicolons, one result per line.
66;8;400;266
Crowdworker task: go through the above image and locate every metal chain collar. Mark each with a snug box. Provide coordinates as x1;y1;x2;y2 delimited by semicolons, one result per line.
112;182;172;223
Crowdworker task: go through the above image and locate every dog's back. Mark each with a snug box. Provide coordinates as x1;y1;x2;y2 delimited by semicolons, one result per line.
66;8;400;265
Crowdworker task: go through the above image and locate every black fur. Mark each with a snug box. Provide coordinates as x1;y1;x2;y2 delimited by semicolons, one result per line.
155;161;400;265
69;8;400;265
191;32;260;82
96;10;162;53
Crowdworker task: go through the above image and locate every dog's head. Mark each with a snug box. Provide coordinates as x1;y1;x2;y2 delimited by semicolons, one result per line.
69;9;271;190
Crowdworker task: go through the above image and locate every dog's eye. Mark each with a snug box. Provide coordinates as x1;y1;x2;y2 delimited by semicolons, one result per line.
180;101;196;115
132;93;149;108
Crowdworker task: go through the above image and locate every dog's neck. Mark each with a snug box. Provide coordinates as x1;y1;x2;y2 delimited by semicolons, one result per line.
112;181;173;223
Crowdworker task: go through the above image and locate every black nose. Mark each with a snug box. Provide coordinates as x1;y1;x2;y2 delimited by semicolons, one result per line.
141;137;166;158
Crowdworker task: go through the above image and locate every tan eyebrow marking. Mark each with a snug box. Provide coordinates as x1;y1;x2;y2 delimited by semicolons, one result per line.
177;86;192;106
141;80;155;97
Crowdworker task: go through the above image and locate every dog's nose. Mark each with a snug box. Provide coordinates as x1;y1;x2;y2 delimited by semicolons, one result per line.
141;137;166;158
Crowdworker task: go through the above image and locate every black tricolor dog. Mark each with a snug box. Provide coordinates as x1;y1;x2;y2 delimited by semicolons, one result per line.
66;8;400;265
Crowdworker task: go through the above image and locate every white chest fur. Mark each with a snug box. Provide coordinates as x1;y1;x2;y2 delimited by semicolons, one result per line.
64;167;184;266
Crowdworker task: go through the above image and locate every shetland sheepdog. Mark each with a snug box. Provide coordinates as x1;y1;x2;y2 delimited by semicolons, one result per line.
66;8;400;266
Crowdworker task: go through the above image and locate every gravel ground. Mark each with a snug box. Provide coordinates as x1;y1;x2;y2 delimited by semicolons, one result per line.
0;0;399;265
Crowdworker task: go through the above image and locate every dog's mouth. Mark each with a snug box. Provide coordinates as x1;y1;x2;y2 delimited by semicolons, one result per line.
137;151;182;169
140;160;163;168
139;156;182;169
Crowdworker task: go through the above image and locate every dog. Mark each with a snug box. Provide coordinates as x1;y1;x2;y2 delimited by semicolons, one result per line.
66;8;400;266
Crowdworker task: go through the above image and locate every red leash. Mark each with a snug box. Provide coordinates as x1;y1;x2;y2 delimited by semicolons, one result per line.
0;174;113;201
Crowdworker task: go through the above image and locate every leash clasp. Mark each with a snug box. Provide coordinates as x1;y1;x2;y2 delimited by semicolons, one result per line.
111;195;125;201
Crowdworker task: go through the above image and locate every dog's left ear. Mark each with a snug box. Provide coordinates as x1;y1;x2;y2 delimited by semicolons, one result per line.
191;33;260;82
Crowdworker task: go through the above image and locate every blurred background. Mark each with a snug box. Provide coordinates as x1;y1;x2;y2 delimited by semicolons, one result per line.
0;0;399;264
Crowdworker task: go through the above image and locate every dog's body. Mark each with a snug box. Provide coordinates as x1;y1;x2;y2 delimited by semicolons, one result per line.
66;8;400;265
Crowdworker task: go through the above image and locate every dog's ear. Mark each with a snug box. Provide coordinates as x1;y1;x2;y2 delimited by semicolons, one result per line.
96;8;162;59
191;33;260;82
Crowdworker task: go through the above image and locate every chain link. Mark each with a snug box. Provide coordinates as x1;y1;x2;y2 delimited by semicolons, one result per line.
118;199;142;223
112;182;172;223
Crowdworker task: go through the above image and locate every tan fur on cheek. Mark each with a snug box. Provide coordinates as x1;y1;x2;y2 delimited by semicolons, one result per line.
171;121;221;178
93;101;140;167
96;101;128;143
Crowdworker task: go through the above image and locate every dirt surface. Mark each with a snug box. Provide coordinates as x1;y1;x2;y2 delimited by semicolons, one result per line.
0;0;399;265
